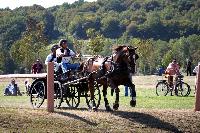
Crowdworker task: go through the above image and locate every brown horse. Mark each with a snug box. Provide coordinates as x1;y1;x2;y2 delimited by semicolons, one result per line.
83;45;139;111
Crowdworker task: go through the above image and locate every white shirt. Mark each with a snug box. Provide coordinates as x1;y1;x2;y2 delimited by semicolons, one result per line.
56;48;75;63
193;66;199;74
8;84;15;94
45;54;57;65
45;53;59;71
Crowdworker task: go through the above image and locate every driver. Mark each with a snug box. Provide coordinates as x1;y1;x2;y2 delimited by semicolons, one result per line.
56;39;79;74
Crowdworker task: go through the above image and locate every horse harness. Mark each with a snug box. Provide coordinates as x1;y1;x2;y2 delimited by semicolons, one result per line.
97;50;131;79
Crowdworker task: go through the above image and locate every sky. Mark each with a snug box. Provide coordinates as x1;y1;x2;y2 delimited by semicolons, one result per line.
0;0;96;9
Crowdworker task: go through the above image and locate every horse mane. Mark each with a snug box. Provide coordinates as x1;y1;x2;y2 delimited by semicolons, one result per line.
113;45;127;52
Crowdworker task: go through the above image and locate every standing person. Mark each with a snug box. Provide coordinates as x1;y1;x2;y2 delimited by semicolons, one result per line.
24;79;31;95
193;62;200;75
124;73;132;97
165;59;180;95
193;62;200;94
31;59;43;74
158;66;165;76
186;59;192;76
45;44;60;71
4;79;22;96
56;39;79;74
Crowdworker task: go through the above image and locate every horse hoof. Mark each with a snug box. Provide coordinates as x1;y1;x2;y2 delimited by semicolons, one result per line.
113;103;119;110
105;105;113;112
130;100;136;107
92;107;98;112
88;107;97;112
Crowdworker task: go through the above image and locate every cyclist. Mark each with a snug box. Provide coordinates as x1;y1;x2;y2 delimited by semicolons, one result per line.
56;39;80;75
165;59;180;89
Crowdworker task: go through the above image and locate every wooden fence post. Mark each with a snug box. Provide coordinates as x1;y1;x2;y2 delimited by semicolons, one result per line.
195;64;200;111
47;62;54;112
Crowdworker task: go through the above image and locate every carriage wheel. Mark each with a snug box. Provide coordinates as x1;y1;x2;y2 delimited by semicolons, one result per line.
156;82;169;96
30;79;45;108
54;81;63;109
85;84;101;109
175;82;190;96
65;86;80;108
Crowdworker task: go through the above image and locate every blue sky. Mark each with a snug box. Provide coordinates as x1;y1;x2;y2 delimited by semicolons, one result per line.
0;0;96;9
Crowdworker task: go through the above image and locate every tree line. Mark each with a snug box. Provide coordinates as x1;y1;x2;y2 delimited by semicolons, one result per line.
0;0;200;74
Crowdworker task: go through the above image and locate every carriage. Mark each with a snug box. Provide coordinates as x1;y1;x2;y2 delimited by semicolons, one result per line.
29;65;101;109
29;45;139;111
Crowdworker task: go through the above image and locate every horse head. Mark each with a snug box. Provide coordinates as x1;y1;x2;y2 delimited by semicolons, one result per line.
113;45;139;73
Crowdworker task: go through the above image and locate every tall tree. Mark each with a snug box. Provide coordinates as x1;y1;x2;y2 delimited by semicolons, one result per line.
10;17;48;72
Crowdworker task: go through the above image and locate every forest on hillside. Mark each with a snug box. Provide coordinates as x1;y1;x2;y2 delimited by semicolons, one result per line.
0;0;200;74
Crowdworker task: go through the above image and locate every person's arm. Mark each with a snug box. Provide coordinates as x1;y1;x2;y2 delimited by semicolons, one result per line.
69;49;77;59
31;64;35;73
45;55;51;65
175;64;180;75
40;63;43;69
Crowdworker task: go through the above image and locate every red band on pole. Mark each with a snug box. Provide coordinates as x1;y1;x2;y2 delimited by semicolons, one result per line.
195;64;200;111
47;62;54;112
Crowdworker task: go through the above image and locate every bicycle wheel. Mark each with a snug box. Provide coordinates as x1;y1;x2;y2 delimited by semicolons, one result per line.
156;82;169;96
176;82;190;96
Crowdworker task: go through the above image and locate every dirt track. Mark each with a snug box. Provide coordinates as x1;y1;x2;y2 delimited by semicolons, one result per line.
0;107;200;132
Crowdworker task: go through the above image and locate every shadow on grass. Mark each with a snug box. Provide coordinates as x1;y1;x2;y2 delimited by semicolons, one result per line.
55;108;98;126
55;107;182;132
112;110;182;133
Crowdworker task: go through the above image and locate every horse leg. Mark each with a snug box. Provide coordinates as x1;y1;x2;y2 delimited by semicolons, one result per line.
88;73;97;111
129;83;136;107
113;87;120;110
102;84;112;111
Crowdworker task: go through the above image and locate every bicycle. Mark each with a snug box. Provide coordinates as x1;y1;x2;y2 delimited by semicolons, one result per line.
156;75;191;96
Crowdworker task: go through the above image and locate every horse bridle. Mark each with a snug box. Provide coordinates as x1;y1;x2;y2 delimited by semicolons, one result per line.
107;46;134;72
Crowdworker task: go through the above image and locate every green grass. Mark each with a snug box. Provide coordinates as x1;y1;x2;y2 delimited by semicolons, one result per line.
0;76;196;110
106;86;195;110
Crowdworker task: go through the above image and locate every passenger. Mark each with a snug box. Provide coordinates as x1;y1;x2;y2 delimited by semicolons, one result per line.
56;39;79;74
4;79;22;96
45;44;60;71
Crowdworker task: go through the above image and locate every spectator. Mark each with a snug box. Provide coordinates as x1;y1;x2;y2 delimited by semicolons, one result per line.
24;79;31;95
193;62;200;75
186;59;192;76
193;62;200;94
31;59;43;74
124;73;132;97
158;66;165;76
56;39;79;74
45;44;60;71
4;79;22;96
165;59;180;88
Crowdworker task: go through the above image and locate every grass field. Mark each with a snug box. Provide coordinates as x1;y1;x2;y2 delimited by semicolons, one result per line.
0;75;199;132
